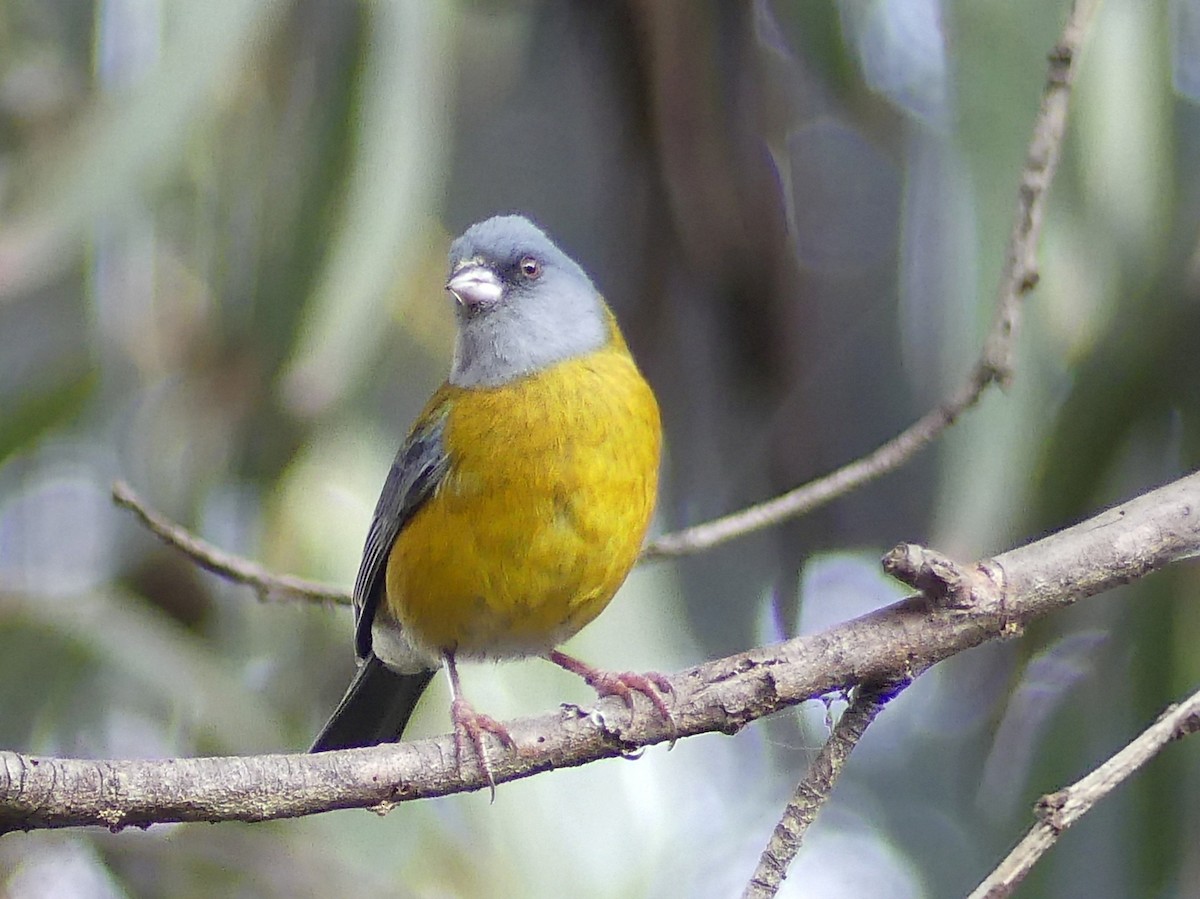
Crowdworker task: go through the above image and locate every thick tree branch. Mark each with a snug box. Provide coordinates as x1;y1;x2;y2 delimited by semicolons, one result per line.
641;0;1095;561
968;686;1200;899
743;681;906;899
5;469;1198;833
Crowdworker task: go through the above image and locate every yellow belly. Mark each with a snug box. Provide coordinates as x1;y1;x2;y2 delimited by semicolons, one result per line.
384;343;660;658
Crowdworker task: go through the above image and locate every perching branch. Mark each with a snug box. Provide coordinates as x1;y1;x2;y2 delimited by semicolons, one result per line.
968;686;1200;899
6;469;1198;833
742;681;906;899
641;0;1095;561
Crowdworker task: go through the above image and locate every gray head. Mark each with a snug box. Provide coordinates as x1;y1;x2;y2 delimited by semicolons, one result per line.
445;215;609;388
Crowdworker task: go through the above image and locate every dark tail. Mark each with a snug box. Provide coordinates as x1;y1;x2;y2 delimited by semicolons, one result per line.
310;653;437;752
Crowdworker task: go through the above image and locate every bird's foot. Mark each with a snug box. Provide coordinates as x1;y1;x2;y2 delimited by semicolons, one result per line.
451;697;516;798
547;650;676;741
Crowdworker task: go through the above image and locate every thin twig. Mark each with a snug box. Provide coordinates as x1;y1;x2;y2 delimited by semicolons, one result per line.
7;470;1199;832
743;681;905;899
112;480;350;605
968;686;1200;899
641;0;1095;562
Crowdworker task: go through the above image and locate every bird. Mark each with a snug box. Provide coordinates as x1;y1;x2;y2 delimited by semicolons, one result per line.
310;214;670;787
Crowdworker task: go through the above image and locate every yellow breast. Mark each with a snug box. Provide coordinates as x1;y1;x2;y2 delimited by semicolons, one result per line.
384;329;660;658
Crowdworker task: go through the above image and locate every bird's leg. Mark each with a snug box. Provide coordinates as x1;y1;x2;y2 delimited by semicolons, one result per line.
443;651;516;796
546;650;676;737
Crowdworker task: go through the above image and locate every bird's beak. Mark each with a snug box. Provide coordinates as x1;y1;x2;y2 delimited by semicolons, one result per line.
446;266;503;307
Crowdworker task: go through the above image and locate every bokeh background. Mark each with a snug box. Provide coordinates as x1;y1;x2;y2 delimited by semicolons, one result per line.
2;1;1199;897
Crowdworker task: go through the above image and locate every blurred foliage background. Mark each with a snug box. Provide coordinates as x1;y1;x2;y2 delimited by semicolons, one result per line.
1;0;1199;897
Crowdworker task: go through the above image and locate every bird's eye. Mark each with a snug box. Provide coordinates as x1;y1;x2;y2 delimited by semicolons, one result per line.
519;256;542;279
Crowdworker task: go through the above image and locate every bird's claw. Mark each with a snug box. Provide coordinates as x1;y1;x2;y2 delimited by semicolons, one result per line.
451;697;516;801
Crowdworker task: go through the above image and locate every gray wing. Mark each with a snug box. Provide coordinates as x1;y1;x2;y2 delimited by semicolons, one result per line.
352;403;451;659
